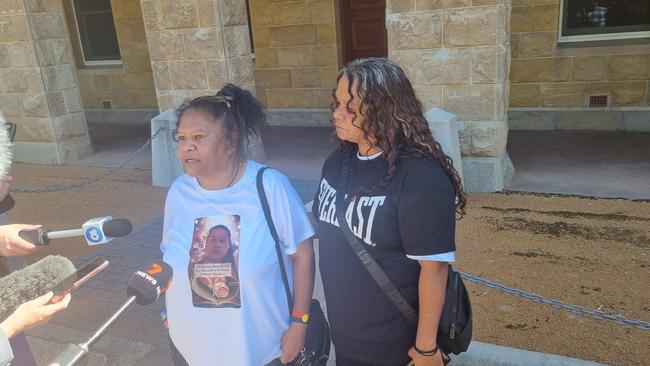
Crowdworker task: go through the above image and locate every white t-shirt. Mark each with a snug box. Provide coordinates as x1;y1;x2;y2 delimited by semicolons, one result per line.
161;160;315;366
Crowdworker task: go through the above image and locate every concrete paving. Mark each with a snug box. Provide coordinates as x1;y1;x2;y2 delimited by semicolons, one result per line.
507;131;650;200
77;126;650;200
20;125;640;365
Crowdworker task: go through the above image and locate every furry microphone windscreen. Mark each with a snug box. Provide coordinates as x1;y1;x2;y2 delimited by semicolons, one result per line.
0;255;77;321
0;111;12;179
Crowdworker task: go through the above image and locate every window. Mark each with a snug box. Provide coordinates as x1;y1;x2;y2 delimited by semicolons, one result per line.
72;0;121;64
559;0;650;42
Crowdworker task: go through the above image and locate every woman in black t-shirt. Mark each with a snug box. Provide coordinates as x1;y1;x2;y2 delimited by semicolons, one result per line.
313;58;466;366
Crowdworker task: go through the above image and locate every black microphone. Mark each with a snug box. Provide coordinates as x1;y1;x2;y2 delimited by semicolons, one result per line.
0;255;76;321
19;217;133;246
49;261;172;366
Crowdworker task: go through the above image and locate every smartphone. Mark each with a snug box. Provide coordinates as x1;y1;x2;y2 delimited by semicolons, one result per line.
50;257;109;303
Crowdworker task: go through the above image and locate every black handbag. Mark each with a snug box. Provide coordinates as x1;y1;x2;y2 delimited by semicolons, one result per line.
257;168;331;366
335;193;472;356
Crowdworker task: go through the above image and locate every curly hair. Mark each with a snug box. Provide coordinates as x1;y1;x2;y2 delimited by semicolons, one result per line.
176;84;266;160
334;58;467;217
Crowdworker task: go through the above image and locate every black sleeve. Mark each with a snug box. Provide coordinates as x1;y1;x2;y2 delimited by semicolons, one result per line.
397;160;456;256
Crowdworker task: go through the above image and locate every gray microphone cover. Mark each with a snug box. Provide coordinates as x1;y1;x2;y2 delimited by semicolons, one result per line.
102;218;133;238
0;255;76;321
0;111;13;179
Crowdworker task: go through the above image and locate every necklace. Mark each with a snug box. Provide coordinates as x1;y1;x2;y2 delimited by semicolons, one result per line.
226;160;241;188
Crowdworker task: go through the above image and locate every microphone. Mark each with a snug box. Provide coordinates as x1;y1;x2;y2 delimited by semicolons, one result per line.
0;111;15;214
19;216;133;246
0;255;76;321
49;261;172;366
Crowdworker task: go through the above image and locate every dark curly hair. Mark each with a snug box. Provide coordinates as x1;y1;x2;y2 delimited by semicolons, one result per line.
334;58;466;217
176;84;265;160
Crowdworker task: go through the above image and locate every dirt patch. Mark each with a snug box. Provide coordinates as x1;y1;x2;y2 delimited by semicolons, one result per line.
461;194;649;366
486;216;650;248
3;164;649;366
483;206;650;222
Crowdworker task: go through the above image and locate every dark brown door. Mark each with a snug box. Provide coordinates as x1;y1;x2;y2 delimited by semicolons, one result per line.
340;0;387;64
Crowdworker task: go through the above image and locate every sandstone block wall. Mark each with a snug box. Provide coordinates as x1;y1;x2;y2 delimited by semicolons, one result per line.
510;0;650;109
387;0;511;159
248;0;339;109
141;0;255;112
0;0;93;163
64;0;157;110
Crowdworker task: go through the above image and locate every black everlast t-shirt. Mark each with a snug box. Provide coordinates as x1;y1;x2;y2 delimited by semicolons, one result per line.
313;148;456;365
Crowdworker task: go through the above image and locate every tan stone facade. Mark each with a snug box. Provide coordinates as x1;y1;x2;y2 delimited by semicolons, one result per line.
4;0;643;189
140;0;255;112
64;0;157;110
0;0;92;164
248;0;339;109
510;0;650;109
386;0;513;190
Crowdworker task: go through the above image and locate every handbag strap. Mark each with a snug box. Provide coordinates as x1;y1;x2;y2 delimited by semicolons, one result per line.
257;167;294;313
334;191;418;323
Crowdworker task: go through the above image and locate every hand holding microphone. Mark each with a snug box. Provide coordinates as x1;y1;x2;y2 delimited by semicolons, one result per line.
0;224;41;257
18;216;133;246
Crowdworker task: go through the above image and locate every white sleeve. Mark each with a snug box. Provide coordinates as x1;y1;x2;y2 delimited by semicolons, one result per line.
264;170;316;255
406;251;455;262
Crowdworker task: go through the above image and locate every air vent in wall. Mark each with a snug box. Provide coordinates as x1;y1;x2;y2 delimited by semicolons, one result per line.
588;95;608;108
102;100;113;109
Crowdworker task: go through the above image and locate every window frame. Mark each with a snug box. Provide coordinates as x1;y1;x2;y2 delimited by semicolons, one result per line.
557;0;650;43
70;0;122;66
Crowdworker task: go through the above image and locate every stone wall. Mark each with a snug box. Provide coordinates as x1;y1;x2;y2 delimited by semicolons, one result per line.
248;0;339;109
65;0;157;110
387;0;513;191
510;0;650;110
140;0;255;112
0;0;93;164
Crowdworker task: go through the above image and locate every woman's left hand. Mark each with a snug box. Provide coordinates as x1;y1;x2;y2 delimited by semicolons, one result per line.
407;347;445;366
279;322;307;364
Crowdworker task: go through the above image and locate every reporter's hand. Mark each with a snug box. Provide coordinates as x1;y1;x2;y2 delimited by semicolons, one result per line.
0;176;11;201
279;322;307;364
0;223;41;256
0;292;70;338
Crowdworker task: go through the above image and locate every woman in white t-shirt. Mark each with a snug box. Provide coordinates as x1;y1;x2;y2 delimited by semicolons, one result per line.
161;84;316;366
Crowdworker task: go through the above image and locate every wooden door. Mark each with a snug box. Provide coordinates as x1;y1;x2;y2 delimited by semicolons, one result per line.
340;0;387;64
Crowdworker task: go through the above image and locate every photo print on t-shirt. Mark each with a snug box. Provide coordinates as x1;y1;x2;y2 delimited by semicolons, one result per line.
188;215;241;309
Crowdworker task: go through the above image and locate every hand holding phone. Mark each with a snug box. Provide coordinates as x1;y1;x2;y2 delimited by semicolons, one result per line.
50;257;109;303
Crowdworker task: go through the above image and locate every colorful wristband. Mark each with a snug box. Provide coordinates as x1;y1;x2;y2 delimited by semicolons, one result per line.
291;310;309;324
